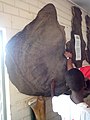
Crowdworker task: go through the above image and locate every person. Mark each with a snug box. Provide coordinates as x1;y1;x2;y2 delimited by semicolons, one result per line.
64;51;90;91
64;51;90;80
79;66;90;80
51;52;90;120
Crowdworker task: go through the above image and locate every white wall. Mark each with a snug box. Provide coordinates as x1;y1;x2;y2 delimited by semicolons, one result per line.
0;0;89;120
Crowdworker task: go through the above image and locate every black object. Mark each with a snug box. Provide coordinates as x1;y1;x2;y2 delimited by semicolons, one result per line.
66;6;86;68
5;4;67;97
85;15;90;64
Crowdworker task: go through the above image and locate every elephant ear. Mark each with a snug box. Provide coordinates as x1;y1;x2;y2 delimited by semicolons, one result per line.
66;6;86;68
5;3;67;97
85;15;90;64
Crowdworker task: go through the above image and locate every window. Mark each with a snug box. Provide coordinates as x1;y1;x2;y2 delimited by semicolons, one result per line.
0;28;11;120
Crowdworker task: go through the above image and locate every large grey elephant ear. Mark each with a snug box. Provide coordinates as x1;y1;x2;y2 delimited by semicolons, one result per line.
66;6;86;68
5;3;67;97
85;15;90;64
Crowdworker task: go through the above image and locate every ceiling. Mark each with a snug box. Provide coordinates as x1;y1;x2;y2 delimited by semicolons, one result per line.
71;0;90;14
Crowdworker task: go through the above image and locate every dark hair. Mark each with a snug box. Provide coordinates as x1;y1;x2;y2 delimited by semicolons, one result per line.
65;68;84;92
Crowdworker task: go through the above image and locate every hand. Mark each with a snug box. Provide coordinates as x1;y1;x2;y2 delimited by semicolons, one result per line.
64;51;72;59
64;51;73;70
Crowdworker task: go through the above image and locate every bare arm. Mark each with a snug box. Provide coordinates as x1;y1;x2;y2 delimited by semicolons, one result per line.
64;51;73;70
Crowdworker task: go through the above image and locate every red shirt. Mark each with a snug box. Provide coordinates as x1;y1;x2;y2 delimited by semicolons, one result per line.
80;66;90;79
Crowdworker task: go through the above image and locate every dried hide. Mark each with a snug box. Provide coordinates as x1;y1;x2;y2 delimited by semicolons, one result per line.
66;6;86;68
5;4;67;97
85;15;90;64
29;97;46;120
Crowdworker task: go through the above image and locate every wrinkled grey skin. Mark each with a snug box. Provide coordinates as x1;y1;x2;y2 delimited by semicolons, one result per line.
66;6;86;68
5;4;67;97
85;15;90;64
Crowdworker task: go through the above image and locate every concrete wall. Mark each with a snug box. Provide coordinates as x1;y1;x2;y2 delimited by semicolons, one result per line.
0;0;89;120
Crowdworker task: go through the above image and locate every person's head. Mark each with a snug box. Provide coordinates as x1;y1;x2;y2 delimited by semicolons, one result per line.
65;68;85;92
